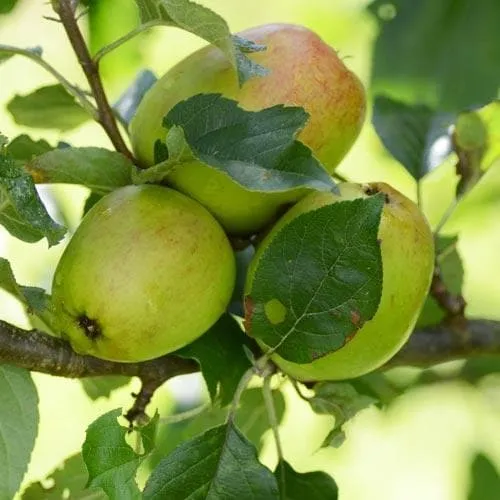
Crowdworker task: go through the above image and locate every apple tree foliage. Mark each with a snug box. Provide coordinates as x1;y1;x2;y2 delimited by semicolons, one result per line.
0;0;500;498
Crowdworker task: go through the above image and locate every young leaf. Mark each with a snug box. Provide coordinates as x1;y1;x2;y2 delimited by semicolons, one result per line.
156;93;335;194
369;0;500;111
0;152;66;246
245;196;384;364
309;382;377;448
82;409;142;499
143;422;279;499
22;454;106;500
134;0;267;84
453;110;488;197
7;84;90;131
468;453;500;500
0;365;39;500
175;313;254;406
114;70;158;127
274;460;338;500
372;95;454;179
26;147;134;194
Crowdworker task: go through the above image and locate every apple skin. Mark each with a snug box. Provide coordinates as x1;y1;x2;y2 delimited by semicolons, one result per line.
51;185;236;362
245;182;434;381
130;23;366;235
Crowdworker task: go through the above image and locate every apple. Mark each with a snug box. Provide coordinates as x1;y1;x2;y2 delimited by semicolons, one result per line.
245;182;434;381
51;185;236;362
130;23;366;235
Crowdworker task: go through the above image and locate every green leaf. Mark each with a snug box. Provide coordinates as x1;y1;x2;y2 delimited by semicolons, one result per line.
114;70;157;126
154;93;335;194
81;376;131;401
82;409;141;499
372;96;454;179
0;365;39;500
176;313;253;406
309;382;377;448
26;147;134;194
0;0;18;14
274;460;338;500
143;422;279;499
134;0;267;84
7;84;90;131
417;236;463;327
369;0;500;111
6;134;53;163
246;196;384;364
0;152;65;245
468;454;500;500
22;454;106;500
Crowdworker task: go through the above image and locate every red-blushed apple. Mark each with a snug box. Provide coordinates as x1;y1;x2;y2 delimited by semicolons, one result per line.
130;24;366;235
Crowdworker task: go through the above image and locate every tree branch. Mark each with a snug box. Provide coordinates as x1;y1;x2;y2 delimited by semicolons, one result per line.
54;0;134;161
386;319;500;368
0;319;198;379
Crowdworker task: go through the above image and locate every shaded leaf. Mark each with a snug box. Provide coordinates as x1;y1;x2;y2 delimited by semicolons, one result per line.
22;454;106;500
143;422;279;499
6;134;53;163
372;95;454;179
144;93;335;194
81;376;131;401
369;0;500;111
134;0;267;84
468;453;500;500
26;147;133;194
0;153;65;246
82;409;141;499
176;313;254;406
236;387;285;453
245;196;384;363
274;460;338;500
7;84;90;131
310;382;376;448
0;365;39;500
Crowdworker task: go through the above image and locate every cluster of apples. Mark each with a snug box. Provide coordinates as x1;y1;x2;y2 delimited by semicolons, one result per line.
51;24;434;381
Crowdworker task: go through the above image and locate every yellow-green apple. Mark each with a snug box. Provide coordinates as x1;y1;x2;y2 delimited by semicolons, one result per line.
245;182;434;381
130;23;366;235
51;185;235;362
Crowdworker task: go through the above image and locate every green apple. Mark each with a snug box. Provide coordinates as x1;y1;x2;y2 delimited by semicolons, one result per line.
245;182;434;381
51;185;236;362
130;23;366;235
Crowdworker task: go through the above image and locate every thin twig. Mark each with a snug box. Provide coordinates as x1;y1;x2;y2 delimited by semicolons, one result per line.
54;0;134;160
0;44;97;118
93;21;162;63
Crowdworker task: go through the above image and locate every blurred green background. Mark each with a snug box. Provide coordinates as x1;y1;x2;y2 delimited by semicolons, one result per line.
1;1;499;498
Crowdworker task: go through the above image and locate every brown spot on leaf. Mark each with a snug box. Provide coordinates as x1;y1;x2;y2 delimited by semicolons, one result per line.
243;295;254;335
350;309;361;327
